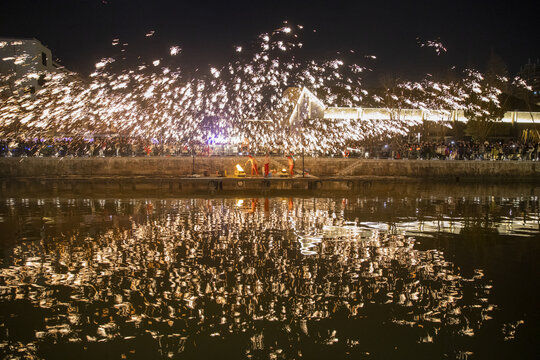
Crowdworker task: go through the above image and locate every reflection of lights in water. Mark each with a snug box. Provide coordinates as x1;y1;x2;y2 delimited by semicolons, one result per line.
0;195;537;358
297;234;322;255
322;221;368;239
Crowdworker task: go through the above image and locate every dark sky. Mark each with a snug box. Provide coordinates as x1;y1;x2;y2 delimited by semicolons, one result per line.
1;0;539;82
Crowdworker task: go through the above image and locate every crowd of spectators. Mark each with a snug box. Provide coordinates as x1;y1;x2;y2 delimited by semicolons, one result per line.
367;140;540;161
1;136;539;160
0;137;190;157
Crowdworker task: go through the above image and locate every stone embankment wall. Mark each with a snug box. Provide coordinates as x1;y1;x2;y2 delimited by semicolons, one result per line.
0;157;539;179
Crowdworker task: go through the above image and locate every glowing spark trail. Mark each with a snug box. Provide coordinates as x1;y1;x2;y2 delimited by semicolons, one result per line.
417;37;448;55
169;46;181;56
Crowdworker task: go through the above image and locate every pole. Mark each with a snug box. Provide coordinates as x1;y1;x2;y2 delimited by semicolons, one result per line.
302;119;305;177
192;147;195;175
302;148;305;178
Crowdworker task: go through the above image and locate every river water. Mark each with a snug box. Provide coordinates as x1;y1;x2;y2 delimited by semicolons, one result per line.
0;185;539;359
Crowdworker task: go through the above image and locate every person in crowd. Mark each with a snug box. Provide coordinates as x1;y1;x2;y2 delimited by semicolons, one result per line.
1;136;538;161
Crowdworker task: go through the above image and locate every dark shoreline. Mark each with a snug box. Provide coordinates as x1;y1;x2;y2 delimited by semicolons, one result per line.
1;157;539;178
1;176;538;198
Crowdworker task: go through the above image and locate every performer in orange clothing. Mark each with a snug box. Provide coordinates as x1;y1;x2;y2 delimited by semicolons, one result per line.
245;155;259;176
287;155;294;177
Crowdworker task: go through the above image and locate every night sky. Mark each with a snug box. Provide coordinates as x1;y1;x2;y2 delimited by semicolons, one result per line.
1;0;539;83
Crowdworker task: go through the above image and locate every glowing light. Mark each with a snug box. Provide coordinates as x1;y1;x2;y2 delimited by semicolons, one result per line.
95;58;114;69
210;67;220;78
169;46;181;56
235;164;246;177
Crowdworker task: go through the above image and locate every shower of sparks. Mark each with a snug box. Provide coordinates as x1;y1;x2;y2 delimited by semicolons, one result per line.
0;25;531;153
169;46;181;56
417;37;447;55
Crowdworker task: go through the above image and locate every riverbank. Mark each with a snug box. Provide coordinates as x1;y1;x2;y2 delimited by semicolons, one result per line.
1;175;538;198
1;157;539;179
1;157;538;196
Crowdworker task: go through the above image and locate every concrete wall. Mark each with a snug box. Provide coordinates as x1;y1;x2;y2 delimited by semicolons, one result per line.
0;157;539;180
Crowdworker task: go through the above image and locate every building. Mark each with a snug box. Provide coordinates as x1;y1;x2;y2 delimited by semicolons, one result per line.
285;86;540;142
518;59;540;106
0;38;63;94
286;87;540;125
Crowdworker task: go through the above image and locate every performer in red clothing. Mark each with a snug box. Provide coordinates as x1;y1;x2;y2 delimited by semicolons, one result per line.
144;144;152;156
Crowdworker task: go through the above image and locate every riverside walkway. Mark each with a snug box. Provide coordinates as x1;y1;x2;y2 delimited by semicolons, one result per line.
0;157;538;196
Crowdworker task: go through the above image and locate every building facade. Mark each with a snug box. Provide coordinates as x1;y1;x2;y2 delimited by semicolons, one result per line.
0;38;61;94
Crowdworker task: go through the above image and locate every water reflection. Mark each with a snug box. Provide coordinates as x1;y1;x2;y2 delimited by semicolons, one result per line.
0;196;538;359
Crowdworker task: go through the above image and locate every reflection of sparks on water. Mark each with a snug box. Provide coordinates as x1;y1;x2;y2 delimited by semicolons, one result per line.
0;195;537;358
322;221;364;238
297;234;322;255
